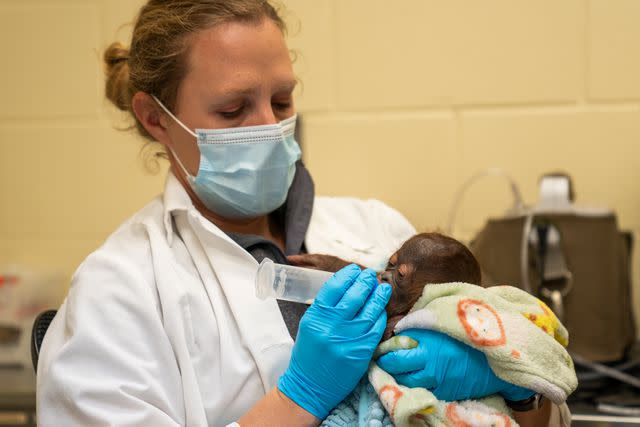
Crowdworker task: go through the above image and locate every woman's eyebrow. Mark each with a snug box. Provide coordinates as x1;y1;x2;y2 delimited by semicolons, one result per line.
212;86;254;100
208;80;297;104
274;80;298;92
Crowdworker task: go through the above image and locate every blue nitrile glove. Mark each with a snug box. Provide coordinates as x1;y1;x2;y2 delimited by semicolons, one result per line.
376;329;534;402
278;265;392;419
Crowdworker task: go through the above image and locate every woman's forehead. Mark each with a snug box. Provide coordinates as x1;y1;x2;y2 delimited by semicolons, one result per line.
183;19;294;96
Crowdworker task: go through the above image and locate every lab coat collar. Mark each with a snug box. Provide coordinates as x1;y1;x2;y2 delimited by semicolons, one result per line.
184;212;292;391
162;172;194;246
162;173;293;391
279;161;315;255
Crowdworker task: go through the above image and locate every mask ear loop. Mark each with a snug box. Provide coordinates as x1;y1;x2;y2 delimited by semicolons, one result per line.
151;94;198;179
151;95;198;138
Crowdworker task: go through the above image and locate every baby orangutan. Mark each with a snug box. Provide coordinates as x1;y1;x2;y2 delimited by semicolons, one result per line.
288;232;481;340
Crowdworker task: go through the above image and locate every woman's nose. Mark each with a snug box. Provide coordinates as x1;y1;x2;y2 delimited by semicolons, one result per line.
250;104;279;126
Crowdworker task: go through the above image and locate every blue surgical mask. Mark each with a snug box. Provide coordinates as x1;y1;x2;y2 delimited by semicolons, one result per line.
153;96;301;219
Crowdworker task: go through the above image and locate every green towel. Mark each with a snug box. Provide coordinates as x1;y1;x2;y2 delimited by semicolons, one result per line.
366;282;578;427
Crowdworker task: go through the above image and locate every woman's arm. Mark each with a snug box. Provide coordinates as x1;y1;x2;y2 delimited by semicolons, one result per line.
37;254;188;426
238;388;319;427
240;266;391;424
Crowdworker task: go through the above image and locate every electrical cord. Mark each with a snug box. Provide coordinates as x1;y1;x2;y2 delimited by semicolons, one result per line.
446;168;525;237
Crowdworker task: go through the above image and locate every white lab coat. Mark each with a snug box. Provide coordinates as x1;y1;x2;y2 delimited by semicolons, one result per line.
305;196;417;271
37;174;416;427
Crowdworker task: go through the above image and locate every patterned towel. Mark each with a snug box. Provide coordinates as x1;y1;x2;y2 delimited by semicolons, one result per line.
322;283;578;427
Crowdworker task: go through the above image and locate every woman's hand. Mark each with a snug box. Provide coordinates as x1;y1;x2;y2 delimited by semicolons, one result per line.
376;329;534;401
278;265;392;419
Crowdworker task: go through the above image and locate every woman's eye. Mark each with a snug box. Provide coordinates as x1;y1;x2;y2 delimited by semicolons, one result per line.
219;105;244;119
272;101;292;111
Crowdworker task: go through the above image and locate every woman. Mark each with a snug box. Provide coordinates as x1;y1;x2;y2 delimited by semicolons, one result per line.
37;1;554;426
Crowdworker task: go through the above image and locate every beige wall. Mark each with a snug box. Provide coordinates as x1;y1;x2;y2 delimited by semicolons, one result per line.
1;1;639;316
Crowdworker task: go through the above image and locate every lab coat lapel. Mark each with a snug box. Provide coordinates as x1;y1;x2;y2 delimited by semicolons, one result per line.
186;211;293;392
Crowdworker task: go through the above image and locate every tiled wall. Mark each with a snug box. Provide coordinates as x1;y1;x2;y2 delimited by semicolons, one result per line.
1;1;639;320
0;1;166;302
286;0;640;322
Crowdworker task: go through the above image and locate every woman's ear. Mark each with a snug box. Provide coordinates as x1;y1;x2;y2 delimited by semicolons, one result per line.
131;92;171;146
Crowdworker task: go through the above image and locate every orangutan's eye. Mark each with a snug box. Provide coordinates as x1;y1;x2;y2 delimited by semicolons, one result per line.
395;264;411;284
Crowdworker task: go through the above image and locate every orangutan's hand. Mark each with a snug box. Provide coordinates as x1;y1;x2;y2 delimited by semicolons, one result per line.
287;254;360;273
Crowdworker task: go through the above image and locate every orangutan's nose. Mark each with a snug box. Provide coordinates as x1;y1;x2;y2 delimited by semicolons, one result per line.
380;270;394;286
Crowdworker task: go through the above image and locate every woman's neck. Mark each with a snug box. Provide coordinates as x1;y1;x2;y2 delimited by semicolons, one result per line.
174;169;286;252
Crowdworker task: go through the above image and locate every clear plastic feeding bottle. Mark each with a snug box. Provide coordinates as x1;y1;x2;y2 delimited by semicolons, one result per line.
255;258;334;304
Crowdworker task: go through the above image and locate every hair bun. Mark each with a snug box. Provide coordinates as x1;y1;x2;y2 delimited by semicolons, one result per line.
107;55;129;66
104;42;131;111
104;42;130;69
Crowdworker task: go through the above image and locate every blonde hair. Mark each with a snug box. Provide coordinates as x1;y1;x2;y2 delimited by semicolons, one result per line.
104;0;287;168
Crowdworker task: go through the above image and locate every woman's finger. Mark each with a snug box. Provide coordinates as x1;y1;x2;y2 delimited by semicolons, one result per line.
334;269;378;319
363;309;388;345
376;348;425;374
314;264;361;307
394;371;438;390
354;283;392;327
